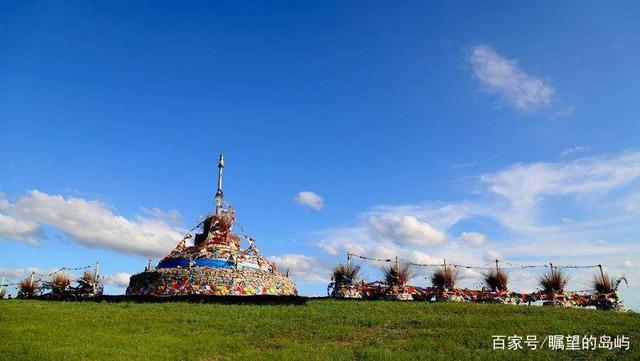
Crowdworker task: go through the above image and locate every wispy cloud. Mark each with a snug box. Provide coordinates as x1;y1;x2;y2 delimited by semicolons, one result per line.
481;151;640;230
452;161;477;170
551;105;575;119
469;45;554;112
295;191;324;211
561;145;591;157
267;254;327;283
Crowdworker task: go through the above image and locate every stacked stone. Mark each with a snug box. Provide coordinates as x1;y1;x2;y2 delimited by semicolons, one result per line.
126;267;297;297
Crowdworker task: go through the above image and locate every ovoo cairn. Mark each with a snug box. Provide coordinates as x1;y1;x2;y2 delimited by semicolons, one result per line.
126;154;297;297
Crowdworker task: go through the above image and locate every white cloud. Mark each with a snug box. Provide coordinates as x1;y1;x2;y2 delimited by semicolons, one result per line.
0;267;28;279
561;146;591;157
368;202;482;231
459;231;487;246
0;190;184;258
318;243;338;256
508;271;540;294
469;44;554;112
315;226;370;257
500;239;639;259
268;254;327;283
370;215;446;246
295;191;324;211
0;267;68;281
483;250;503;262
405;250;442;265
102;272;131;288
0;213;42;245
139;207;182;225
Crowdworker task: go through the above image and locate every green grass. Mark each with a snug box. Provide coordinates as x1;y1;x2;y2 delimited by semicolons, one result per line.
1;300;638;360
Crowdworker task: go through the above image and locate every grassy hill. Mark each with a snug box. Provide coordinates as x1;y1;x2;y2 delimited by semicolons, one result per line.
1;299;638;360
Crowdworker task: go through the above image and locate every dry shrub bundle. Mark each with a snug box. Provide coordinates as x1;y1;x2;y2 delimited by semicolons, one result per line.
50;273;70;293
431;266;459;290
592;272;627;294
384;264;413;286
484;269;508;291
81;271;95;283
332;263;361;285
18;278;38;297
538;269;569;293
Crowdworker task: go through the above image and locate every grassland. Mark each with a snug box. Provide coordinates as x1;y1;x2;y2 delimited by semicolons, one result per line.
1;299;638;360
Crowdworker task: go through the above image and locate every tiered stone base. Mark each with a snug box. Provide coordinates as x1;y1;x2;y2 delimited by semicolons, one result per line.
126;267;297;297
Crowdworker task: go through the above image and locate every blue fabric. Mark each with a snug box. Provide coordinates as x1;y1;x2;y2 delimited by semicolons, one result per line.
156;258;235;269
157;258;190;268
156;257;267;270
194;259;234;268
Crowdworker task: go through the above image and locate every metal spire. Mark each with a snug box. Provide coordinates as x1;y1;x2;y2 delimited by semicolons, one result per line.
215;153;224;215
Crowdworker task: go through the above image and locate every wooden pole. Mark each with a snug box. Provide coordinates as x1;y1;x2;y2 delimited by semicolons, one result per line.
395;256;400;284
94;262;100;282
549;263;554;296
443;259;448;292
598;264;605;281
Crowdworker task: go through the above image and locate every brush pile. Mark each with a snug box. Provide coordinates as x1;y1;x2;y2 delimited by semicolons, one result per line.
329;263;362;298
383;264;414;300
327;261;629;311
15;270;103;300
484;269;508;292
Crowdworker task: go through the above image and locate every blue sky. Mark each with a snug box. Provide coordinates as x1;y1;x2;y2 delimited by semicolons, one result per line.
1;2;639;308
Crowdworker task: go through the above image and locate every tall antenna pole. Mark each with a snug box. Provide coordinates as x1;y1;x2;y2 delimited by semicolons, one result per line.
215;153;224;215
